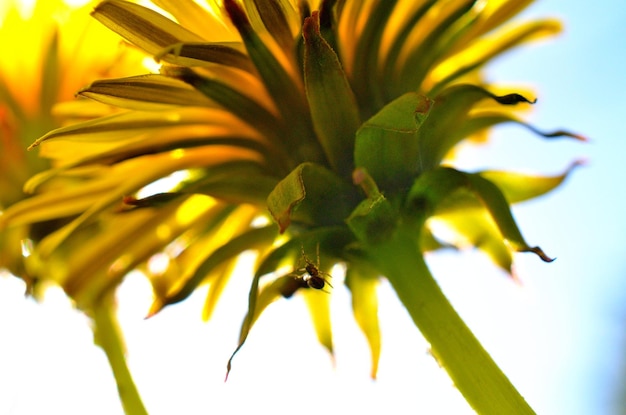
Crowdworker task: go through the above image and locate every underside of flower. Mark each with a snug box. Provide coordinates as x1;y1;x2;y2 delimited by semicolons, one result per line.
0;1;585;413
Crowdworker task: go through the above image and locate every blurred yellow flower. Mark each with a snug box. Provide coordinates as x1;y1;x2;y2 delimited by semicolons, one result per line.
0;0;145;277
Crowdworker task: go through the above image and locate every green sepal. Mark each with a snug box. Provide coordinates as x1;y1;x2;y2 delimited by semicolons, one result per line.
267;163;357;233
480;161;584;204
226;273;296;380
393;0;477;93
349;0;398;113
153;42;255;71
91;0;204;64
416;84;535;172
247;0;296;51
407;167;553;261
381;0;436;98
150;0;232;42
186;161;279;205
455;113;588;144
166;67;288;155
303;11;361;178
224;0;323;165
432;209;514;273
354;92;433;194
345;263;381;379
40;28;60;118
431;19;562;94
153;224;278;313
227;227;351;379
79;75;213;110
346;193;397;246
302;287;334;356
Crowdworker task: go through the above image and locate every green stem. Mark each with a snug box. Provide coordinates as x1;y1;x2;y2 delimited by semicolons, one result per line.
368;227;535;414
93;299;149;415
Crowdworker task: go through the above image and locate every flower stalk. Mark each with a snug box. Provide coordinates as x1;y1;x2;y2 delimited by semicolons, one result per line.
92;296;148;415
365;225;534;414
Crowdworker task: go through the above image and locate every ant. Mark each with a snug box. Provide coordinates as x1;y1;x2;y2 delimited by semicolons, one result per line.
287;244;333;292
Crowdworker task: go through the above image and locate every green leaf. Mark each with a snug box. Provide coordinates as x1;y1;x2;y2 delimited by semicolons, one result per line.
303;11;361;178
267;162;357;233
345;263;381;379
354;92;433;194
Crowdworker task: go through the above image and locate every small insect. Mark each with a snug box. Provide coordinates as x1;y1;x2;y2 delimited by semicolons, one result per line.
288;244;333;292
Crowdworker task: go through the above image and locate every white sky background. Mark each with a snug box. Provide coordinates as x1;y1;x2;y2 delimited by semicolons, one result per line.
2;1;626;414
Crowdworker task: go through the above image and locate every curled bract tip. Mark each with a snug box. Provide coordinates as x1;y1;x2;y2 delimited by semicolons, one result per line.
528;246;555;263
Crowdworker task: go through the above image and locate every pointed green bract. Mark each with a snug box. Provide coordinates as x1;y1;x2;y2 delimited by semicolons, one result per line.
224;0;323;165
345;264;381;379
303;11;360;178
248;0;295;51
394;0;477;94
92;0;204;60
455;113;587;143
433;209;514;273
480;161;584;204
154;42;255;70
303;287;334;355
79;75;213;110
432;19;562;93
407;167;553;261
40;28;60;118
349;0;398;112
158;224;277;310
416;84;535;172
355;92;433;194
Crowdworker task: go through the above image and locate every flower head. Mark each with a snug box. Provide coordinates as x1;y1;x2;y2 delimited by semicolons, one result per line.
1;0;584;411
0;0;146;286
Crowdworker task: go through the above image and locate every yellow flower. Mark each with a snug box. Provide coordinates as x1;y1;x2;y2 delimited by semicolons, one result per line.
0;0;145;279
1;0;584;413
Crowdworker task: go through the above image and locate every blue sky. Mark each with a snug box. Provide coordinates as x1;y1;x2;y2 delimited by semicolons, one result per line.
476;1;626;413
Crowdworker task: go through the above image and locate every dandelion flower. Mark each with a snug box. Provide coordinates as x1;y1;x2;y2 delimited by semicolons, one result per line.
0;0;585;413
